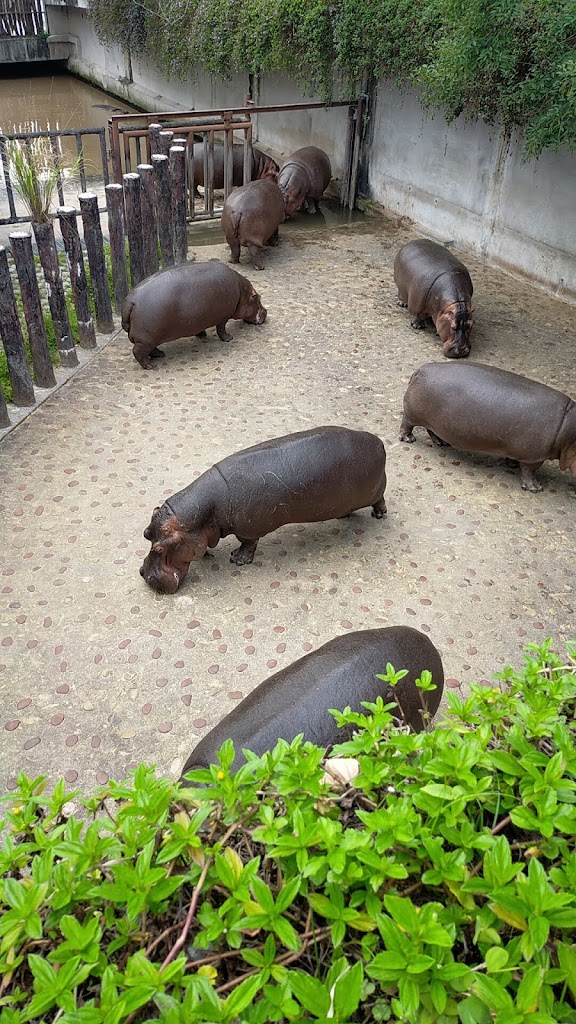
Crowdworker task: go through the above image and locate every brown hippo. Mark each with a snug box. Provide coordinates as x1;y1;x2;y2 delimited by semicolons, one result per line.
140;426;387;593
121;261;266;369
400;361;576;492
394;239;474;359
221;170;285;271
278;146;332;216
191;141;276;196
180;626;444;777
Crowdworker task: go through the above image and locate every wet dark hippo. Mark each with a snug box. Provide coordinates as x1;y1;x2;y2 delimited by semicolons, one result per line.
121;261;266;369
191;142;276;196
278;146;332;216
221;171;285;271
140;426;387;593
180;626;444;776
400;361;576;491
394;239;474;358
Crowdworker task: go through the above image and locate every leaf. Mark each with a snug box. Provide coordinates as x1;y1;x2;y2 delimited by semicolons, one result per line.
430;979;447;1014
288;970;330;1018
489;903;527;931
273;916;300;951
406;954;435;974
485;947;509;973
515;965;543;1014
333;961;363;1019
383;895;419;933
398;976;420;1017
28;953;56;988
529;915;549;951
367;950;407;981
251;878;276;915
275;877;300;915
223;975;262;1019
473;973;514;1012
557;942;576;1000
458;994;492;1024
3;880;26;911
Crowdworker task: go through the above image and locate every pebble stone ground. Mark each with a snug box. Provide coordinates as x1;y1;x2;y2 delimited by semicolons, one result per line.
1;208;575;796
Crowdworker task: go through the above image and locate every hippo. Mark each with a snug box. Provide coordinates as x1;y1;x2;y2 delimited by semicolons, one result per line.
278;146;332;216
140;426;387;593
221;171;285;271
121;261;266;369
191;142;276;196
400;361;576;492
180;626;444;777
394;239;474;359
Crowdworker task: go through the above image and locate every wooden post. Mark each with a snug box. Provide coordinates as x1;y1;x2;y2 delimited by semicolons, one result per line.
138;164;159;278
58;207;97;350
0;246;35;407
105;183;129;312
123;172;146;287
32;220;78;368
9;230;56;389
0;384;10;428
159;130;174;155
148;123;163;157
152;154;174;267
78;193;114;333
169;145;188;265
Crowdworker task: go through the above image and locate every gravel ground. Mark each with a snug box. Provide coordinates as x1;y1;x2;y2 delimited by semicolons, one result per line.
1;207;575;795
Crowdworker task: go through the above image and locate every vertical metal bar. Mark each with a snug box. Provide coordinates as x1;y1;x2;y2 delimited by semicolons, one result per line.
206;131;214;217
98;128;109;185
123;130;132;174
187;134;195;221
202;132;209;214
348;96;365;211
75;132;87;193
223;121;233;200
109;118;122;183
49;132;65;207
341;104;355;208
242;128;251;185
0;136;18;221
135;134;143;166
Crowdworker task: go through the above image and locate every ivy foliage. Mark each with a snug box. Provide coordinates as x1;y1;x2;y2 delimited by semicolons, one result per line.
3;639;576;1022
86;0;576;156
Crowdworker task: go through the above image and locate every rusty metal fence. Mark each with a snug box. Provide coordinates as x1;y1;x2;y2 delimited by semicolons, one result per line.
0;127;110;225
0;0;46;36
109;99;364;219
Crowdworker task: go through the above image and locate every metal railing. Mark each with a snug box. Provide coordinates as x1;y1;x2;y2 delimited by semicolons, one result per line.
0;0;46;36
0;127;110;225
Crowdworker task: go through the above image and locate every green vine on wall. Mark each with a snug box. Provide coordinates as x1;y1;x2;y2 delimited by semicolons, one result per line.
87;0;576;157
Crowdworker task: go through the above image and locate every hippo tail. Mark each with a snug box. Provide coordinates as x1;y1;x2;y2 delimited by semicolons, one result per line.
121;297;134;335
229;210;242;239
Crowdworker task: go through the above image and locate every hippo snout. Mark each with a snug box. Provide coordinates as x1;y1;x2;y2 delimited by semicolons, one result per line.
139;559;181;594
246;305;267;326
444;336;471;359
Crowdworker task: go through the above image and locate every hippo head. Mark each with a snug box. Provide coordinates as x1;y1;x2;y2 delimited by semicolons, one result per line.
281;185;305;218
235;282;267;326
140;505;209;594
437;304;473;359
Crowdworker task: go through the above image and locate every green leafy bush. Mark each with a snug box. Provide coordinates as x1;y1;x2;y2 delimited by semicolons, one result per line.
2;639;576;1023
86;0;576;156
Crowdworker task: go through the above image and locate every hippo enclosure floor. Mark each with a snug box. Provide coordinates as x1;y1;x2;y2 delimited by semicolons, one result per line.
1;210;575;794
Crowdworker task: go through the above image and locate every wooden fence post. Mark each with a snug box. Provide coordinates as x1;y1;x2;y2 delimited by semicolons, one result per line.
9;230;56;389
105;183;129;312
32;220;78;368
169;145;188;265
0;246;35;407
148;123;163;158
78;192;114;334
151;154;174;268
159;130;174;155
123;172;145;287
58;207;97;350
0;384;10;428
138;163;159;278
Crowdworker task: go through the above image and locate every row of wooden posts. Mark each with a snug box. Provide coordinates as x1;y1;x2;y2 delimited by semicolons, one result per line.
0;125;188;429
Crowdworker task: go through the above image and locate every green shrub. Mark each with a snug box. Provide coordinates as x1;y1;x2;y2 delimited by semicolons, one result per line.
86;0;576;157
2;639;576;1023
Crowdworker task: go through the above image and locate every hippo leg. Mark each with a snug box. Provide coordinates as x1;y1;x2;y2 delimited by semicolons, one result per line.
248;245;265;271
195;331;207;339
230;538;259;565
396;295;408;308
399;415;416;443
410;317;428;330
149;347;166;359
371;496;387;518
427;430;450;447
519;462;544;493
228;241;241;264
132;344;157;371
267;229;280;247
216;321;233;343
305;198;319;214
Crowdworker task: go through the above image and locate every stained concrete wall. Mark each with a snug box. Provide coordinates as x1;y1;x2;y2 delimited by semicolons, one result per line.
45;0;576;302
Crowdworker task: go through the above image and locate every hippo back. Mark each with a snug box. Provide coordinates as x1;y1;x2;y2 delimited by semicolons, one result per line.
279;146;332;197
181;626;444;776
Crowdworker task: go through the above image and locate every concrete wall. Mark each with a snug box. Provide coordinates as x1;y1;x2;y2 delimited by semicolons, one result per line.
45;0;576;302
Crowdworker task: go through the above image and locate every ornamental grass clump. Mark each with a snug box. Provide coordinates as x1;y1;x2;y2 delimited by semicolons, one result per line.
2;639;576;1023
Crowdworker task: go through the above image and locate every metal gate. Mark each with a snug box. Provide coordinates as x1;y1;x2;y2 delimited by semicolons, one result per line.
108;98;365;221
